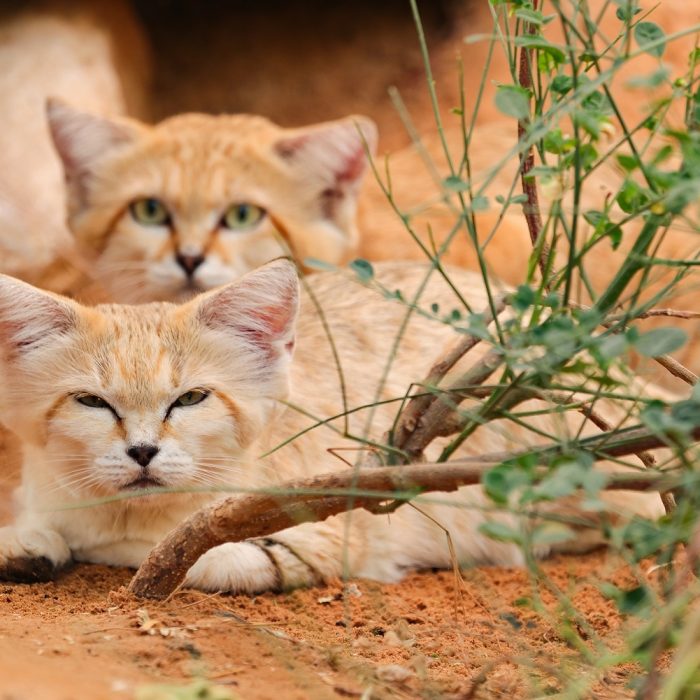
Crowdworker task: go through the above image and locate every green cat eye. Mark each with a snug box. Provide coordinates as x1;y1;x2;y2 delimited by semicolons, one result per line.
130;198;170;227
222;203;265;231
173;390;209;408
76;394;110;409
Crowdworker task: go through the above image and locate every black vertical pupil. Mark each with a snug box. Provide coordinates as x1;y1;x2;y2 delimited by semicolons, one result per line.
236;205;248;220
146;199;159;216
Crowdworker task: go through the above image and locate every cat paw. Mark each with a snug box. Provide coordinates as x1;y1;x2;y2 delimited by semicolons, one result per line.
0;527;72;583
185;542;279;593
185;540;319;594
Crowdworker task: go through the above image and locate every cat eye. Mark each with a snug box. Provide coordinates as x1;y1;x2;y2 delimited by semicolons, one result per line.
130;198;171;227
75;394;110;409
221;203;265;231
172;390;209;408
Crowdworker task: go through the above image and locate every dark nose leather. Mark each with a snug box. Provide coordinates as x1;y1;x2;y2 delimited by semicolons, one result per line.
175;253;205;277
126;444;159;467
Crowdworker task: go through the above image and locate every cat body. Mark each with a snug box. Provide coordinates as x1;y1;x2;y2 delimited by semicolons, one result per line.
0;1;149;293
0;261;664;591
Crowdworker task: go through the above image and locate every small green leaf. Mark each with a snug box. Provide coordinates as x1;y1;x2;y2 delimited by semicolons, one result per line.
471;195;489;211
583;210;605;227
443;175;470;192
514;7;554;25
511;285;536;311
349;258;374;282
551;75;574;95
597;333;628;360
601;584;651;616
582;90;612;115
495;85;531;119
478;521;523;545
616;154;639;172
616;180;648;213
635;21;666;58
531;523;575;546
514;36;566;64
634;327;687;357
615;3;641;21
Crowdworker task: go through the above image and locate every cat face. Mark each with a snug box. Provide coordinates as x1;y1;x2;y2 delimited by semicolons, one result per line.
0;260;298;504
47;100;376;302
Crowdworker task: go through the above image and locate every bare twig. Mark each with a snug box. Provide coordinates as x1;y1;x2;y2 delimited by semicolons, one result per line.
400;347;505;461
382;295;508;462
609;308;700;322
517;0;550;282
654;354;698;386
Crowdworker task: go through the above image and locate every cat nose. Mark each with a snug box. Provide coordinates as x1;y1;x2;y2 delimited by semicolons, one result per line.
126;444;159;467
175;253;205;277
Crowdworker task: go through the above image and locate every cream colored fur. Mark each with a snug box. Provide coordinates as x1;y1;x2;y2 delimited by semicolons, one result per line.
47;104;377;303
0;261;665;592
0;1;149;293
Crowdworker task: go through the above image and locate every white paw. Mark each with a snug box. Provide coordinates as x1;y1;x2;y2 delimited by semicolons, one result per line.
0;526;71;582
185;542;279;594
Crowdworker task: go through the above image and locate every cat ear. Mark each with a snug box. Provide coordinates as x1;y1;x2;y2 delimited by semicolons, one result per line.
46;98;142;194
0;274;77;358
196;259;299;359
274;115;378;215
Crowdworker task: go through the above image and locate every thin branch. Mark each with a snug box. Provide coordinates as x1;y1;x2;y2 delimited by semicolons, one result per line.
517;0;550;283
386;295;508;459
609;308;700;322
654;354;698;387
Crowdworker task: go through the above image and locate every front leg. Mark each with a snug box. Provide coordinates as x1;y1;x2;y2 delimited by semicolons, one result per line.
183;507;442;594
0;525;72;582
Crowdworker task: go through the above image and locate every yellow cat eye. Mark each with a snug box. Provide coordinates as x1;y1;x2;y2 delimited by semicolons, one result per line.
173;390;209;408
221;203;265;231
76;394;110;409
130;198;170;227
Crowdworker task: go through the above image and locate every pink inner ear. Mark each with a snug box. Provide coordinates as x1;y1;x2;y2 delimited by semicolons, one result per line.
336;145;366;183
275;126;368;187
275;134;309;159
236;301;295;349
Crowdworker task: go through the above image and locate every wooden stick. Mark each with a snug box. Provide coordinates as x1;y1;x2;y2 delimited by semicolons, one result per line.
129;420;692;599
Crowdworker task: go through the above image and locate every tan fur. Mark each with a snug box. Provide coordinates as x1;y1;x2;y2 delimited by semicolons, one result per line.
47;106;377;303
0;261;665;591
0;1;149;293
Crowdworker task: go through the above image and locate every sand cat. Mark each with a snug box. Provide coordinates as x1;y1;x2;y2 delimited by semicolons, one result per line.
0;260;664;591
0;0;149;294
46;102;377;303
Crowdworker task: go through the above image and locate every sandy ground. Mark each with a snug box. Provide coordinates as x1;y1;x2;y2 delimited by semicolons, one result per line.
0;551;652;700
0;1;695;697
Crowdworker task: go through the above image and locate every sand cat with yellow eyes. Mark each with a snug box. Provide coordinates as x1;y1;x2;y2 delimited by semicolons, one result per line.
0;260;664;591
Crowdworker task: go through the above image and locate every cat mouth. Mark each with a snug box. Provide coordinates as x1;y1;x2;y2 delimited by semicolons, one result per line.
121;477;165;491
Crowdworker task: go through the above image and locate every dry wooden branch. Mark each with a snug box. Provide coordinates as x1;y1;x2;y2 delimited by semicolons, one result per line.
129;421;695;599
384;295;507;460
399;347;505;461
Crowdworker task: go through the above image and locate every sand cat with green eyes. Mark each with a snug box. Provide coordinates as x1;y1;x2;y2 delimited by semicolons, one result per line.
0;260;664;591
46;101;377;302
